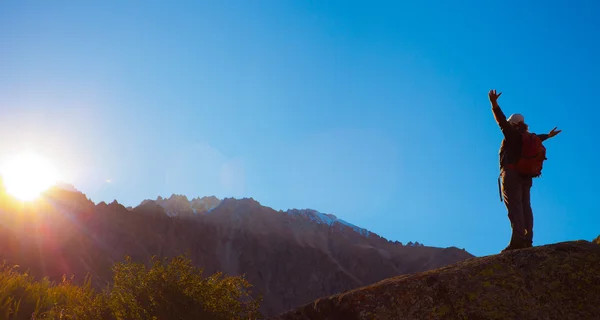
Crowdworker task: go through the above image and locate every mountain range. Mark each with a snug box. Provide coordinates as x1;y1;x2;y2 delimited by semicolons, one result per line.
0;180;474;317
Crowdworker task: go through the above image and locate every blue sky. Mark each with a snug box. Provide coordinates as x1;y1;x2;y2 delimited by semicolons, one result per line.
0;0;598;257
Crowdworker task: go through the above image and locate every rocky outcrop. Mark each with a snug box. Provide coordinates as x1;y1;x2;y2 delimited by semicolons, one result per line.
0;187;474;317
139;194;222;217
271;240;600;320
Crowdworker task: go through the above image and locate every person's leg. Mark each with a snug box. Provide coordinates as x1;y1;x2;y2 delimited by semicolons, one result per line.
522;178;534;247
501;169;527;251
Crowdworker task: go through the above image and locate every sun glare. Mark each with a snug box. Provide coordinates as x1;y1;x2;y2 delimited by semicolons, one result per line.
0;152;60;201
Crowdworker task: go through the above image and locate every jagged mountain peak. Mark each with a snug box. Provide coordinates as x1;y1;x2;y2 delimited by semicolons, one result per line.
167;193;189;202
219;197;262;209
137;194;222;216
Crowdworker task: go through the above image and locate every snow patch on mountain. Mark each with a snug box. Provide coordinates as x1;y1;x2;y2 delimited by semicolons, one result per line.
287;209;370;237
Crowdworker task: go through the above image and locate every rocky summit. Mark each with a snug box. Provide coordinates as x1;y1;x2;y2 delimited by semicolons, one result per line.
271;240;600;320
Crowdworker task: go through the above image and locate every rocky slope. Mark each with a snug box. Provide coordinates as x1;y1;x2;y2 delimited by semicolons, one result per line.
0;182;474;317
271;240;600;320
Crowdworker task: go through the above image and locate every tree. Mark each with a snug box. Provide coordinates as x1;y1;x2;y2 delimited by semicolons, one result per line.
108;254;262;320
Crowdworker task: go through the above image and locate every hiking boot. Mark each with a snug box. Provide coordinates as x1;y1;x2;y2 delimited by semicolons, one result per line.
501;235;529;253
501;242;518;253
500;245;514;253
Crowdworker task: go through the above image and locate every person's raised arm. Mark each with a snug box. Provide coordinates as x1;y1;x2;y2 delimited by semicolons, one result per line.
538;127;562;142
489;89;510;133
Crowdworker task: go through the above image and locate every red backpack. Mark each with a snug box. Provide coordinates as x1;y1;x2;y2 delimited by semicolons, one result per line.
514;132;547;178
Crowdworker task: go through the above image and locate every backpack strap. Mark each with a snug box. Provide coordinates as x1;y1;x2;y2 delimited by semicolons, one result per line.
498;173;503;202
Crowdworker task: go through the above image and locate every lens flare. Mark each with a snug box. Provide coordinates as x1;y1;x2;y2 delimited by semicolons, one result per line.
0;152;60;201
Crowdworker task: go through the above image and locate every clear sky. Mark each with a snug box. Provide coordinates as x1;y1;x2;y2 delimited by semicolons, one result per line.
0;0;598;257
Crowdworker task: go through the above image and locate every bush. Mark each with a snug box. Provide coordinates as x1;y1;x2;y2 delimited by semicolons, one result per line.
0;255;262;320
108;254;262;320
0;263;110;319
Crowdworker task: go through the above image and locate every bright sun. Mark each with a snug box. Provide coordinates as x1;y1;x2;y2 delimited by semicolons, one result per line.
0;152;60;201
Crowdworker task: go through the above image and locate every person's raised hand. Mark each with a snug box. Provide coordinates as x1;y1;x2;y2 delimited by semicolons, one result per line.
488;89;502;105
548;127;562;138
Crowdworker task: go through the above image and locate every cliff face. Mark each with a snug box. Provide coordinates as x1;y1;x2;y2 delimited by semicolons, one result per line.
0;188;474;317
271;240;600;320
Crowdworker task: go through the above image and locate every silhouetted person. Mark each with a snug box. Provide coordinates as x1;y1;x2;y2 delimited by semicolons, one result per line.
489;89;561;252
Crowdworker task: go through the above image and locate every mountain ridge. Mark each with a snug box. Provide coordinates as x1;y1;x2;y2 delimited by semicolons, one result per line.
0;182;474;316
133;193;432;246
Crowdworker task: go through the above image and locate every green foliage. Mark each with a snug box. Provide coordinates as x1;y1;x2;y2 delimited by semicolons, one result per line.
0;263;110;319
0;255;261;320
108;254;262;320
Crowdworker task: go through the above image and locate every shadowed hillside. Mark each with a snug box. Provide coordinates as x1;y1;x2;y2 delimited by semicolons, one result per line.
271;240;600;320
0;183;473;317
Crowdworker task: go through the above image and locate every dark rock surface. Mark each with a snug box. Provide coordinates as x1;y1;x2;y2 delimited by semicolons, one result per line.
271;240;600;320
